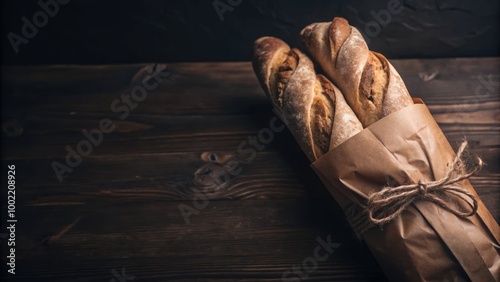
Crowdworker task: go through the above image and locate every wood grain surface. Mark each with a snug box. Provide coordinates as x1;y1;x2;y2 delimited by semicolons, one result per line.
1;58;499;281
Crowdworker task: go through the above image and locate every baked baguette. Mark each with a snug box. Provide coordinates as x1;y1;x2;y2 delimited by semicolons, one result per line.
300;17;413;127
252;36;363;161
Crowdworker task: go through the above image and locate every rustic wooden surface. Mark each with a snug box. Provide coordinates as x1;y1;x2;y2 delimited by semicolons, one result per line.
1;58;499;281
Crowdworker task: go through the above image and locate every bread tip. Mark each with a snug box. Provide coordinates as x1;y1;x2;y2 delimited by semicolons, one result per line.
254;36;286;49
329;17;351;36
300;23;318;39
253;36;273;47
331;17;349;26
253;37;289;60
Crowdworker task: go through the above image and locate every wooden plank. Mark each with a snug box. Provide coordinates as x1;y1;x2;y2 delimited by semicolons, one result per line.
3;151;498;221
12;199;387;281
1;58;499;116
1;112;498;166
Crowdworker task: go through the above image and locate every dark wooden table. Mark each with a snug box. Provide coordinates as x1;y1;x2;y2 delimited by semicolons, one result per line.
1;58;499;281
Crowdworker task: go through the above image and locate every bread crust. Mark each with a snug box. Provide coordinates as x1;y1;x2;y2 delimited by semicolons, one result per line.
301;17;413;127
253;36;362;160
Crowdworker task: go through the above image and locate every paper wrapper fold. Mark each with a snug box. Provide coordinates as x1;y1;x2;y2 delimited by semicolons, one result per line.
312;103;500;281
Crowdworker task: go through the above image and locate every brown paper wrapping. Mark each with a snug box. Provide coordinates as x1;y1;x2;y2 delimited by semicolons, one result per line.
312;103;500;282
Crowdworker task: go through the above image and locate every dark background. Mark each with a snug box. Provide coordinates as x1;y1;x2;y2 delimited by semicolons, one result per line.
1;0;499;65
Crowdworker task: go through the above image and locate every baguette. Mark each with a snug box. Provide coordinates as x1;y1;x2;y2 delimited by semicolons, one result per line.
252;36;363;161
301;17;413;127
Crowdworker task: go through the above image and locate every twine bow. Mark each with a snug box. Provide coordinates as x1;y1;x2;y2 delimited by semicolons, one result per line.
366;141;481;226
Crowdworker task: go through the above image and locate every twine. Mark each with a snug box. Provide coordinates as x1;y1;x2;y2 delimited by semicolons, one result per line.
344;203;374;237
345;141;482;236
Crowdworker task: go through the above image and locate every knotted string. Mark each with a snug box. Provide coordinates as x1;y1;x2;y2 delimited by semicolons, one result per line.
344;141;483;236
366;141;481;226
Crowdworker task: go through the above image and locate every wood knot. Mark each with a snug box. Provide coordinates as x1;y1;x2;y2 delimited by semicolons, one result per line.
194;163;230;191
200;151;234;164
2;120;23;137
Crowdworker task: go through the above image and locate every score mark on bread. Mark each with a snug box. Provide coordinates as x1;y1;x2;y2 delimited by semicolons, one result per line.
253;36;362;161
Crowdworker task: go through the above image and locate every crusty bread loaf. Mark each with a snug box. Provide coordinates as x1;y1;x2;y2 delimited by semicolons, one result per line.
301;17;413;127
253;36;363;161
